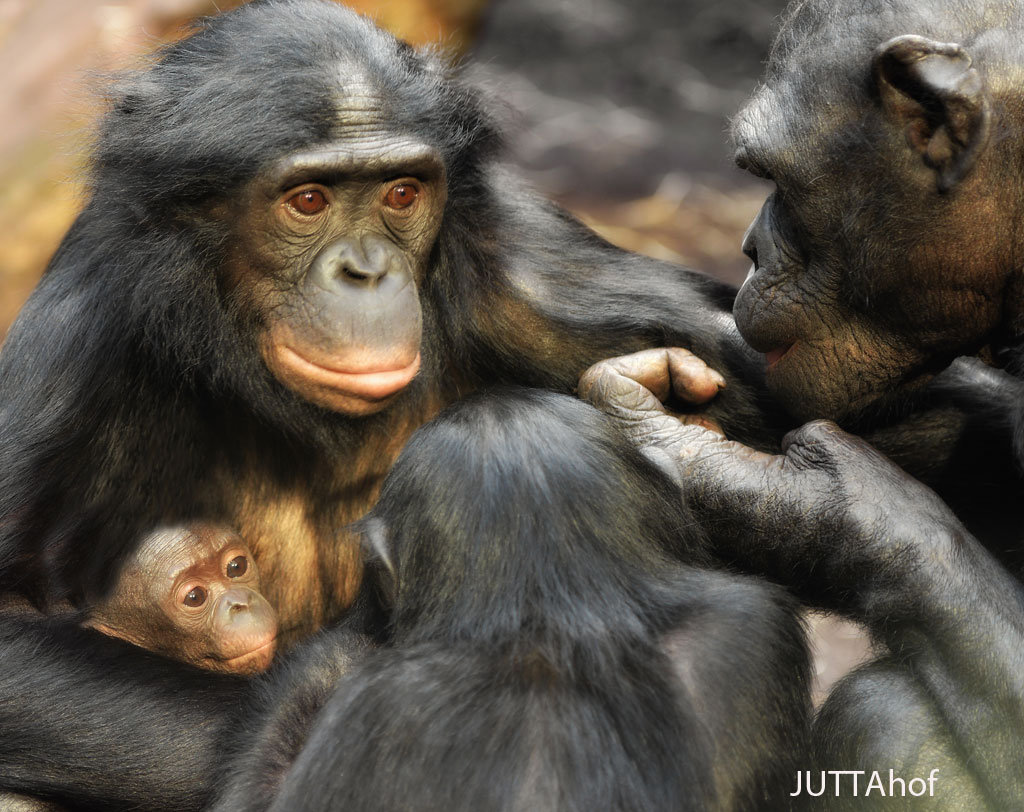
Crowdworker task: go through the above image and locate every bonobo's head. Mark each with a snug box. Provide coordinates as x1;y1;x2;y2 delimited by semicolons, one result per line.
732;0;1024;425
357;389;708;643
86;524;278;674
232;129;447;416
95;0;498;418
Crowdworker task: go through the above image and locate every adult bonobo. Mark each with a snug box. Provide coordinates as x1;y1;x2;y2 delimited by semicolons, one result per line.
583;0;1024;809
0;1;783;809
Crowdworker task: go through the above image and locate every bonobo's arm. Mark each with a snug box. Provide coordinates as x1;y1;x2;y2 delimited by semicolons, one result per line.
580;350;1024;810
0;605;246;812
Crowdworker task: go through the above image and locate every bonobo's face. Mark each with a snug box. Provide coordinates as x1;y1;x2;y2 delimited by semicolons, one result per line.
731;17;1019;425
93;525;279;675
225;134;447;417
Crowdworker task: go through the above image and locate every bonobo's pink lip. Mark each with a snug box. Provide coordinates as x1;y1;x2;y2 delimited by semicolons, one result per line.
217;636;278;673
765;342;796;369
279;346;421;401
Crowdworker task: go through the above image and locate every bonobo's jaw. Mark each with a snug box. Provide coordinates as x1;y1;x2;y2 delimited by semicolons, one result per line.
731;14;1022;426
225;137;447;417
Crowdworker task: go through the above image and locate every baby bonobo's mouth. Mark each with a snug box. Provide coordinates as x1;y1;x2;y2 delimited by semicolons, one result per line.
213;636;278;675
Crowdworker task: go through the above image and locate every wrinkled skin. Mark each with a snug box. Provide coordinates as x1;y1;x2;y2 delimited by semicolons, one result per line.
580;352;968;610
581;351;1024;810
732;8;1024;427
582;1;1024;807
231;144;447;416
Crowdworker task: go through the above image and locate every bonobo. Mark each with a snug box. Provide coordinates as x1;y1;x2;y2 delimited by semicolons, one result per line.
210;390;810;812
582;0;1024;808
86;524;277;675
0;1;786;807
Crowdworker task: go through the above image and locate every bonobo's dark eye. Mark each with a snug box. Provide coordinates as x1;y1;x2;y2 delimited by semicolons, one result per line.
183;586;207;608
384;182;419;210
226;555;248;578
287;189;328;216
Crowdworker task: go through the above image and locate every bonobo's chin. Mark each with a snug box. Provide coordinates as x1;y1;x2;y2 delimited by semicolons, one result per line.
263;339;422;417
207;637;278;676
767;365;931;432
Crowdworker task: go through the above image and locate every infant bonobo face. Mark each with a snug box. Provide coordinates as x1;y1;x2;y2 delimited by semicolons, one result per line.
88;524;278;675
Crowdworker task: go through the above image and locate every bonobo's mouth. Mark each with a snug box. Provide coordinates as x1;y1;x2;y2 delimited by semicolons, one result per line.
765;342;796;369
215;637;278;675
277;345;422;401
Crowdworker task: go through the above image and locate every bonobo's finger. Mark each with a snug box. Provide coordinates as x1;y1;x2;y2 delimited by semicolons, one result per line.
581;353;727;441
664;347;727;405
579;348;725;408
579;351;673;420
622;417;774;496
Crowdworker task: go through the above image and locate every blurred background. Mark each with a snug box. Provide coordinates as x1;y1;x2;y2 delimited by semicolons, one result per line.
0;0;869;703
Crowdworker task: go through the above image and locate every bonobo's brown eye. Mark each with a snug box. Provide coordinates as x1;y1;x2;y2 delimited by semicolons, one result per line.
226;555;248;578
287;188;328;216
384;182;419;210
183;586;207;608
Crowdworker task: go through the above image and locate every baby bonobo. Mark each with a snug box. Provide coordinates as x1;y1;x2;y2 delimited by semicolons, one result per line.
85;524;278;675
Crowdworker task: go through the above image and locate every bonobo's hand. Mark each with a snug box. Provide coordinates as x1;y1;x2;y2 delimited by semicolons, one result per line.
577;346;726;431
580;349;968;614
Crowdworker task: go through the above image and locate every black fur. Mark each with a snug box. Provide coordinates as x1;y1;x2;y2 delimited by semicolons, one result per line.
0;2;786;806
212;391;811;812
0;0;778;608
0;604;245;811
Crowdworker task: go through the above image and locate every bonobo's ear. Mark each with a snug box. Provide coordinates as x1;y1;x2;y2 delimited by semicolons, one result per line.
358;516;394;577
873;35;991;192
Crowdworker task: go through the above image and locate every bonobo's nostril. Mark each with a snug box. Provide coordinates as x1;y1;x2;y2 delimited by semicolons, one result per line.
228;600;249;615
334;254;388;284
741;222;759;268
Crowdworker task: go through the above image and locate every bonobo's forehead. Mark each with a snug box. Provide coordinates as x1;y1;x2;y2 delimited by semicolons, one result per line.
100;0;497;206
328;59;435;154
132;524;241;582
334;60;387;133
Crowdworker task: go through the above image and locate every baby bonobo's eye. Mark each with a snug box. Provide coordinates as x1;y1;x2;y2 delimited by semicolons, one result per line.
226;555;248;578
183;586;207;608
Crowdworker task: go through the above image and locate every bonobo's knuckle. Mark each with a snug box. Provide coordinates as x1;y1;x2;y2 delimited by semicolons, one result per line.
578;361;615;401
781;420;843;471
785;419;843;447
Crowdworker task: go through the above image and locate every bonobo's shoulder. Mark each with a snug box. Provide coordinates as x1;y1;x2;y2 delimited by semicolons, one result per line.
649;565;804;647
